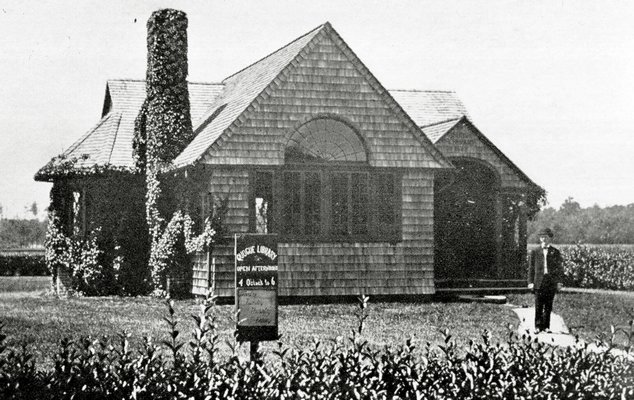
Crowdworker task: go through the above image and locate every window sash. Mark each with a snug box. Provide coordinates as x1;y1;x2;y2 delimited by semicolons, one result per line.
251;168;401;242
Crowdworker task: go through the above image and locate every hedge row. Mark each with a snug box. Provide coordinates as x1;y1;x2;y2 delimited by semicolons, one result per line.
0;255;47;276
1;298;633;399
562;245;634;291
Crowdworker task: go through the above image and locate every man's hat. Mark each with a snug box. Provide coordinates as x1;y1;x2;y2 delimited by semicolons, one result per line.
537;228;554;238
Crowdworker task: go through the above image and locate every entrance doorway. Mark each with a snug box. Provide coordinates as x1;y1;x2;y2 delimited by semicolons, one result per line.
434;159;498;281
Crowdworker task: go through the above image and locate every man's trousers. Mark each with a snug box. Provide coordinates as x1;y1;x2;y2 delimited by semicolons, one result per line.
534;274;557;331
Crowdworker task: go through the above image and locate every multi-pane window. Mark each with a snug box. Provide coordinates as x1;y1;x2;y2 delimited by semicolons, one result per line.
331;172;369;236
376;174;395;225
251;169;400;241
282;172;301;235
304;172;321;235
255;171;274;234
249;118;401;241
351;173;368;235
331;173;349;236
200;192;211;226
281;171;321;236
62;188;86;236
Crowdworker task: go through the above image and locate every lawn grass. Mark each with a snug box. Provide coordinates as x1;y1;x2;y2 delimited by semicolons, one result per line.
2;288;632;369
0;276;50;293
0;292;522;368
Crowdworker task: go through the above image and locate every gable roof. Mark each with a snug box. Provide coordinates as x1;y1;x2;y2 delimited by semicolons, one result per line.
420;118;462;143
174;23;450;169
436;116;537;186
35;80;224;179
39;23;537;180
390;90;469;128
173;24;325;167
320;24;451;169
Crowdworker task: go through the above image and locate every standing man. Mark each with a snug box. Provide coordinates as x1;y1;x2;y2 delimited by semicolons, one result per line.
528;228;564;333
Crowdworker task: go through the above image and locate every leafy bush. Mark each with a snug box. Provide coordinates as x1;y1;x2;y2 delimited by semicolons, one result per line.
562;245;634;291
1;296;633;399
0;254;47;276
45;213;119;296
150;211;216;296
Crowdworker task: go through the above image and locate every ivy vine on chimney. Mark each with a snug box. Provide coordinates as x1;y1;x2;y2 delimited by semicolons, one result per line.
133;9;213;294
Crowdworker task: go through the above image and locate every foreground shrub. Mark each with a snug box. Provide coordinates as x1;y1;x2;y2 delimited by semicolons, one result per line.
562;245;634;291
0;296;633;399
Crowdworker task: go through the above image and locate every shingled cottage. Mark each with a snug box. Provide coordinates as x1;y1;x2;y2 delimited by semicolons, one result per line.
36;22;540;297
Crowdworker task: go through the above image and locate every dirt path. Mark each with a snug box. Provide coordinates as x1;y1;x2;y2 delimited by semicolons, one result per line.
509;303;634;359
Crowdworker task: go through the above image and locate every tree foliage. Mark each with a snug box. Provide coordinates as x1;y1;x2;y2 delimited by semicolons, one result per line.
528;197;634;244
0;218;46;249
525;185;547;220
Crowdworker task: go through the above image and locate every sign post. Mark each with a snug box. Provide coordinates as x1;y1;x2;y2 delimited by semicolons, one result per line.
235;235;279;357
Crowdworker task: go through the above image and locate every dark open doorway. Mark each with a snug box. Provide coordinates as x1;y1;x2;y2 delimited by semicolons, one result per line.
434;159;499;282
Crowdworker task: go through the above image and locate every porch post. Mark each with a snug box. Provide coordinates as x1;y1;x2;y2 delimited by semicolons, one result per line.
494;191;504;279
518;201;528;279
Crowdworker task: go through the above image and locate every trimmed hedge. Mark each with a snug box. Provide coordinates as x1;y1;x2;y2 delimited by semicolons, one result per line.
0;254;47;276
1;297;633;399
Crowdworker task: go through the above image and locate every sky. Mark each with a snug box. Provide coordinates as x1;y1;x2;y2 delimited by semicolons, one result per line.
1;0;633;219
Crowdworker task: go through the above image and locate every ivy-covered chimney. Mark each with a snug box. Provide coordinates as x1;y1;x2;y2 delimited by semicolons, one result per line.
134;8;193;170
133;9;195;293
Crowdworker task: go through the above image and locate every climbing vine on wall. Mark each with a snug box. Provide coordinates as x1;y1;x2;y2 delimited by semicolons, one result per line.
149;211;216;296
133;8;193;170
45;212;120;296
45;174;149;296
526;185;547;220
133;9;217;294
35;154;133;181
42;9;218;297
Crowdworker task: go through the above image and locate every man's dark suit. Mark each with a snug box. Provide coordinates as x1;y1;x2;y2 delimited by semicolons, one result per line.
528;246;563;331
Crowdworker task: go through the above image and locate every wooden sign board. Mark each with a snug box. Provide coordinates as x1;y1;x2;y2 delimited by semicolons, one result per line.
235;235;278;342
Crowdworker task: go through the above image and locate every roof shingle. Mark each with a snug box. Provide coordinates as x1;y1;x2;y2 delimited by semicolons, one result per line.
38;25;478;176
173;24;326;167
420;118;462;143
47;80;225;172
389;90;468;128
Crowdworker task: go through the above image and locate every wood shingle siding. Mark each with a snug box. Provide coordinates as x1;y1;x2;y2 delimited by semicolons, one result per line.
191;251;210;296
435;119;531;189
197;169;435;298
200;28;449;170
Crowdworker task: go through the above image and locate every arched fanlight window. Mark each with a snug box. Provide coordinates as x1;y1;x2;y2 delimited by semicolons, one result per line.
250;117;400;242
285;118;367;163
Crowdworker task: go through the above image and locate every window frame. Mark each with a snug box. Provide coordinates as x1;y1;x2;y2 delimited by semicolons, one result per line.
248;165;402;243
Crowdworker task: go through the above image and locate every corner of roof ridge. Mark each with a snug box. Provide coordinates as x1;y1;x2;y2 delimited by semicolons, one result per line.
391;88;457;93
102;83;113;118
